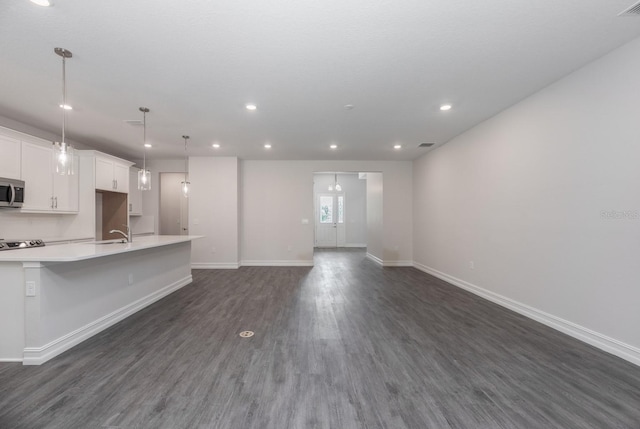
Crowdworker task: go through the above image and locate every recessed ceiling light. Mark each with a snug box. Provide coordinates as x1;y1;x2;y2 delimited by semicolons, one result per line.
144;143;152;148
59;104;72;110
440;104;452;111
330;144;337;149
246;103;257;111
264;143;272;149
394;144;402;149
30;0;51;6
212;143;220;149
344;104;355;110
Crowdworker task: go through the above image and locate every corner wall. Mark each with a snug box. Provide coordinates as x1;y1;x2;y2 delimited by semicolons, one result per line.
412;37;640;365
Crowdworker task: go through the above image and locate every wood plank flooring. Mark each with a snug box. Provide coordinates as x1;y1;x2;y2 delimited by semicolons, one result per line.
1;248;640;428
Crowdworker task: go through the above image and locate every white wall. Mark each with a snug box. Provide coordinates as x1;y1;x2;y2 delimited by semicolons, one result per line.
313;173;367;247
412;37;640;365
366;172;383;263
241;160;412;266
139;158;185;235
189;157;239;268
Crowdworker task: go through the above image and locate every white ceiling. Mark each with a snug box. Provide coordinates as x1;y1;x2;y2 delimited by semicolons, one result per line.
1;0;640;162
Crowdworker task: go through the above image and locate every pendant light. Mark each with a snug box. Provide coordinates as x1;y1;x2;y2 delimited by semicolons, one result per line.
53;47;74;176
137;107;151;190
181;135;190;198
328;173;341;192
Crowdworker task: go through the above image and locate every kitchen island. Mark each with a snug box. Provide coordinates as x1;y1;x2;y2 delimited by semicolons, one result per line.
0;235;202;365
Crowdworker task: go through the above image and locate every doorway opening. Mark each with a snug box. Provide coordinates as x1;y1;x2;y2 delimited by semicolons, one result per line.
159;172;189;235
313;172;367;249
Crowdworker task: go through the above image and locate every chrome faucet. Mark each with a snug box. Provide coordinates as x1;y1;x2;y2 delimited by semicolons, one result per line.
109;224;132;243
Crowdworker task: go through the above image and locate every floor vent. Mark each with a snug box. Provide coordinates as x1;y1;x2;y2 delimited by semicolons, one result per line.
619;1;640;16
419;142;435;148
239;331;254;338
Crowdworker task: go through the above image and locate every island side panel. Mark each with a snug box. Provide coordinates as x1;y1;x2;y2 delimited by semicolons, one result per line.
0;262;25;361
23;241;192;365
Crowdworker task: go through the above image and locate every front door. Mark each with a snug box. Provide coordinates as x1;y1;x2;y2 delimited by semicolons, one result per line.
315;193;345;247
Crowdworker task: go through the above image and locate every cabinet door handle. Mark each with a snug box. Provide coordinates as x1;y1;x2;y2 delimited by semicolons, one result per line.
51;196;54;209
54;197;58;209
129;203;132;212
115;179;118;189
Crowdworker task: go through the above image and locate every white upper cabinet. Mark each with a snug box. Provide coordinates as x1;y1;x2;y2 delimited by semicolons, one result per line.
129;167;142;216
20;141;79;213
95;155;131;193
0;134;22;180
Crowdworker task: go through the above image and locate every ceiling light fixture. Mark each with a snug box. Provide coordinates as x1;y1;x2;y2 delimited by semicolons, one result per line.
59;104;72;110
440;104;452;111
181;135;190;198
212;143;220;149
246;103;257;111
137;107;151;191
144;143;152;148
330;144;337;149
264;143;272;149
30;0;51;6
394;144;402;149
52;47;74;176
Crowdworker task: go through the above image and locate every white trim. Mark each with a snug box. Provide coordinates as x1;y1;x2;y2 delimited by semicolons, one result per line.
22;275;192;365
0;358;23;363
241;260;314;267
366;253;383;266
191;262;239;269
413;262;640;367
343;243;367;248
383;260;413;267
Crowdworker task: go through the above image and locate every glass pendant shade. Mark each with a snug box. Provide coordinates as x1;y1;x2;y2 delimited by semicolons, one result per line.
181;135;190;198
54;47;74;176
137;107;151;191
181;180;190;198
138;168;151;191
53;141;74;175
328;173;341;191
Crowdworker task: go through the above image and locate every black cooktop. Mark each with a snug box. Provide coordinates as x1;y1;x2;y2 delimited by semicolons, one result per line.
0;239;45;251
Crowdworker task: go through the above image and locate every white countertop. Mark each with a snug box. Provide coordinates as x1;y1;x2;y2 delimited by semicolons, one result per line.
0;235;203;263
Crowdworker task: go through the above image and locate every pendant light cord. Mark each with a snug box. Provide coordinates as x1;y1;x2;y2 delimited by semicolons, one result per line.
183;135;190;182
142;109;147;172
61;54;66;145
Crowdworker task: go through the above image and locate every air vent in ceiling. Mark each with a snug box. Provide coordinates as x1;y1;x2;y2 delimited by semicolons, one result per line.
419;142;435;148
619;1;640;16
124;119;143;126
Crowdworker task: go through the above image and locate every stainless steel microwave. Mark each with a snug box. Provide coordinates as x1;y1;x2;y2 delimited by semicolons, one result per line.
0;177;25;208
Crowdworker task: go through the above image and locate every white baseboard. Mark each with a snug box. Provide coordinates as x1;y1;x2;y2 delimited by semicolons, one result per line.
191;262;239;269
0;358;23;363
383;260;413;267
343;244;367;248
413;262;640;367
366;253;383;266
240;260;314;267
22;275;192;366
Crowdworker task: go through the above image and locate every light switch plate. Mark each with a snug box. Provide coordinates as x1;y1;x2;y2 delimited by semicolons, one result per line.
26;281;36;297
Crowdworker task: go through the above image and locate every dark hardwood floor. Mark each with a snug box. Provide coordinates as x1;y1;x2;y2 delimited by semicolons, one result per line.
1;248;640;428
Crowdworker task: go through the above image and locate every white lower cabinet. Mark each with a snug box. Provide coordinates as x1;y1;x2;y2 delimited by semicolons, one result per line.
21;142;79;213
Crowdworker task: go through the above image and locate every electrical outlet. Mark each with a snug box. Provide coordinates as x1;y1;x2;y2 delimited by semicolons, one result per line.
469;261;475;269
287;245;293;252
128;273;134;285
26;281;36;297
